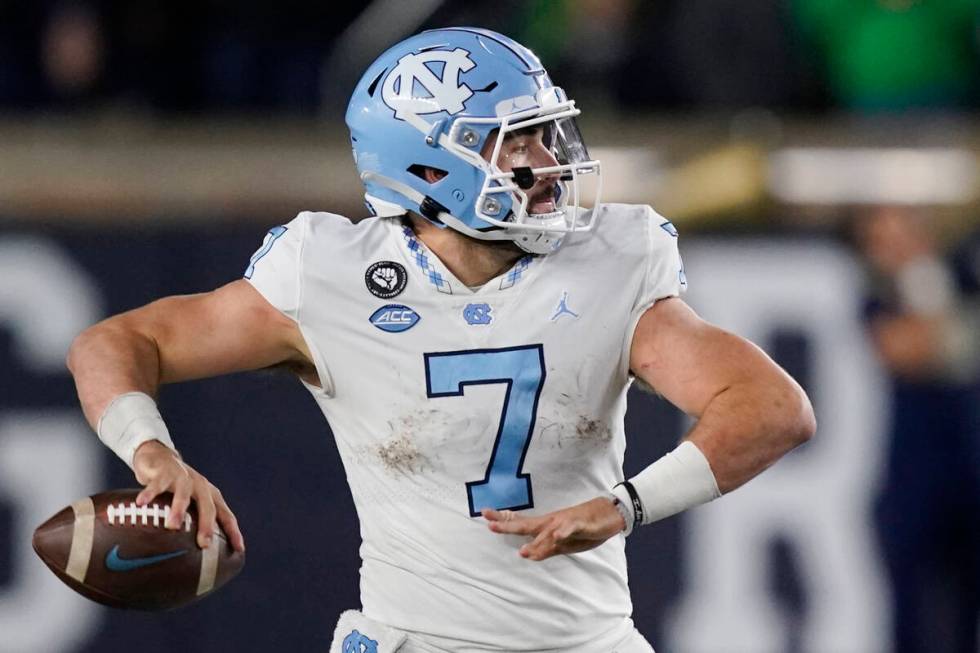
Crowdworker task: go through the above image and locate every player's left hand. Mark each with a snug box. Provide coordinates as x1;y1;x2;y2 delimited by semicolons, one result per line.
482;497;625;561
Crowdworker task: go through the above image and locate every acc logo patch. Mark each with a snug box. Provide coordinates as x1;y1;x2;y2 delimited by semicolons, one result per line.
342;630;378;653
370;304;420;333
382;48;475;119
365;261;408;299
462;302;493;325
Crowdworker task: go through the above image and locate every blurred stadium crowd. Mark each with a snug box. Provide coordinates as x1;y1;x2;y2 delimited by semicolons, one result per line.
1;2;979;652
856;205;979;653
2;0;979;114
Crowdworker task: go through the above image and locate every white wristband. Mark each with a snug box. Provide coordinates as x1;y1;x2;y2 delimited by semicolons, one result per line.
96;392;177;470
628;440;721;525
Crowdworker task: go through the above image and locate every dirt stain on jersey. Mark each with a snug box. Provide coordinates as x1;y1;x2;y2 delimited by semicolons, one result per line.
557;415;611;449
572;416;612;445
538;414;612;451
376;434;429;473
374;408;472;475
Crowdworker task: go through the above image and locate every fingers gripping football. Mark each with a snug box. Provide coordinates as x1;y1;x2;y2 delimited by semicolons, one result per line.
483;497;625;561
133;441;245;551
212;486;245;553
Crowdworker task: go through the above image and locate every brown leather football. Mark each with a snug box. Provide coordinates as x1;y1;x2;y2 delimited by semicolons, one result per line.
32;489;245;610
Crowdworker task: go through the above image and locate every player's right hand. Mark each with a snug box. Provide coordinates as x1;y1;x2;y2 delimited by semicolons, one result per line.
132;440;245;553
483;496;625;561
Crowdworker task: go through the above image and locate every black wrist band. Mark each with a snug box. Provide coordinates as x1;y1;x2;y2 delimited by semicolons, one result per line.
615;481;644;525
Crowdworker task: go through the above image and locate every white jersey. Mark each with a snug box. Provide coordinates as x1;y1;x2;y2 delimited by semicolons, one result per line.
245;203;685;652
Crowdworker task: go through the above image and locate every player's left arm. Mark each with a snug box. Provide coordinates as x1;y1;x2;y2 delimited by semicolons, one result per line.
486;296;816;560
628;296;816;492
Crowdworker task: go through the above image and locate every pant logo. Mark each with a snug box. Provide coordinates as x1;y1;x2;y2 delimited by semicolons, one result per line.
342;629;378;653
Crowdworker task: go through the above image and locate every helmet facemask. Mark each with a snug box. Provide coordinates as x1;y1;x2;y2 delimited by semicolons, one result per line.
440;86;603;254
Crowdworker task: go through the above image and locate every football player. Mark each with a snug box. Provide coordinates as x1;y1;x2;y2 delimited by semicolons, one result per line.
67;28;815;652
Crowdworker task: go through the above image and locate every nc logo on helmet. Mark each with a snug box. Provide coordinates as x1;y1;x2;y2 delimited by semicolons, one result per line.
382;48;475;119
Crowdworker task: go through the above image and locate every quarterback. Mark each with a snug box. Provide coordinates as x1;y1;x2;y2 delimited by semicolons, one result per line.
67;28;815;652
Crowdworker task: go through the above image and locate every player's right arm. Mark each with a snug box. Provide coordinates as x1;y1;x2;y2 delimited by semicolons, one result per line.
67;279;312;551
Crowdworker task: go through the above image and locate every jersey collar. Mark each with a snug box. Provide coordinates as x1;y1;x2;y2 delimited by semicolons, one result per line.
397;223;536;296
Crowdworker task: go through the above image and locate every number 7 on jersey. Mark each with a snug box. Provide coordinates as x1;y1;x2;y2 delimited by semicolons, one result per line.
424;345;545;517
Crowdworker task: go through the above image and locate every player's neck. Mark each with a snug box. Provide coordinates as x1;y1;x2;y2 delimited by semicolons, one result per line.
407;215;525;287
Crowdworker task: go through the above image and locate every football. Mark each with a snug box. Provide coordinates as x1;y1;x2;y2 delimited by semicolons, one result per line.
32;489;245;610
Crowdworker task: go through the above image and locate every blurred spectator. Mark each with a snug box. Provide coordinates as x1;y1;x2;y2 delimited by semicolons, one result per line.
794;0;980;111
42;2;105;105
855;206;980;653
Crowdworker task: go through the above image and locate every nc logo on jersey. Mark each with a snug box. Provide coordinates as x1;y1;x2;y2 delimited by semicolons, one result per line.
342;630;378;653
382;48;475;119
370;304;420;333
463;302;493;325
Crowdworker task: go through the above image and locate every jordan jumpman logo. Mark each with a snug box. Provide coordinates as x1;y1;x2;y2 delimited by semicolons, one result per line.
550;291;579;321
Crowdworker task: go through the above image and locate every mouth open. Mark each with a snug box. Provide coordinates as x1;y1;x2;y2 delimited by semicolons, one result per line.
528;185;558;215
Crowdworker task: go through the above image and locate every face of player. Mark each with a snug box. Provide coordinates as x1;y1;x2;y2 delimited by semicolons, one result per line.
481;126;561;216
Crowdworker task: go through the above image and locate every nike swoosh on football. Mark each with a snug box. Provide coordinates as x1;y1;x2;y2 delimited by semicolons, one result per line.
104;544;188;572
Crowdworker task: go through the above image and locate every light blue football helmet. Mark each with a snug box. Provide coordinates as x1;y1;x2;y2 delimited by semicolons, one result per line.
346;27;602;254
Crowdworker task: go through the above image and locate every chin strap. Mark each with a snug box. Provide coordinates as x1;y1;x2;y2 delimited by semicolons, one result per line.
361;171;427;214
361;170;565;254
510;210;566;254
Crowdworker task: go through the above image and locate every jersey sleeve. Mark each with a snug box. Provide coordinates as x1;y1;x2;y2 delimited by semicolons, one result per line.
634;206;687;313
621;206;688;378
243;212;308;321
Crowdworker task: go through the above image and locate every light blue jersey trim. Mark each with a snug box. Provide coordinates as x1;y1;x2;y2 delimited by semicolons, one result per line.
400;225;535;294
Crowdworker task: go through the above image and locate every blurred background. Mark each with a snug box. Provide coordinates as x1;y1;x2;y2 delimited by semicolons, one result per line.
1;1;979;651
